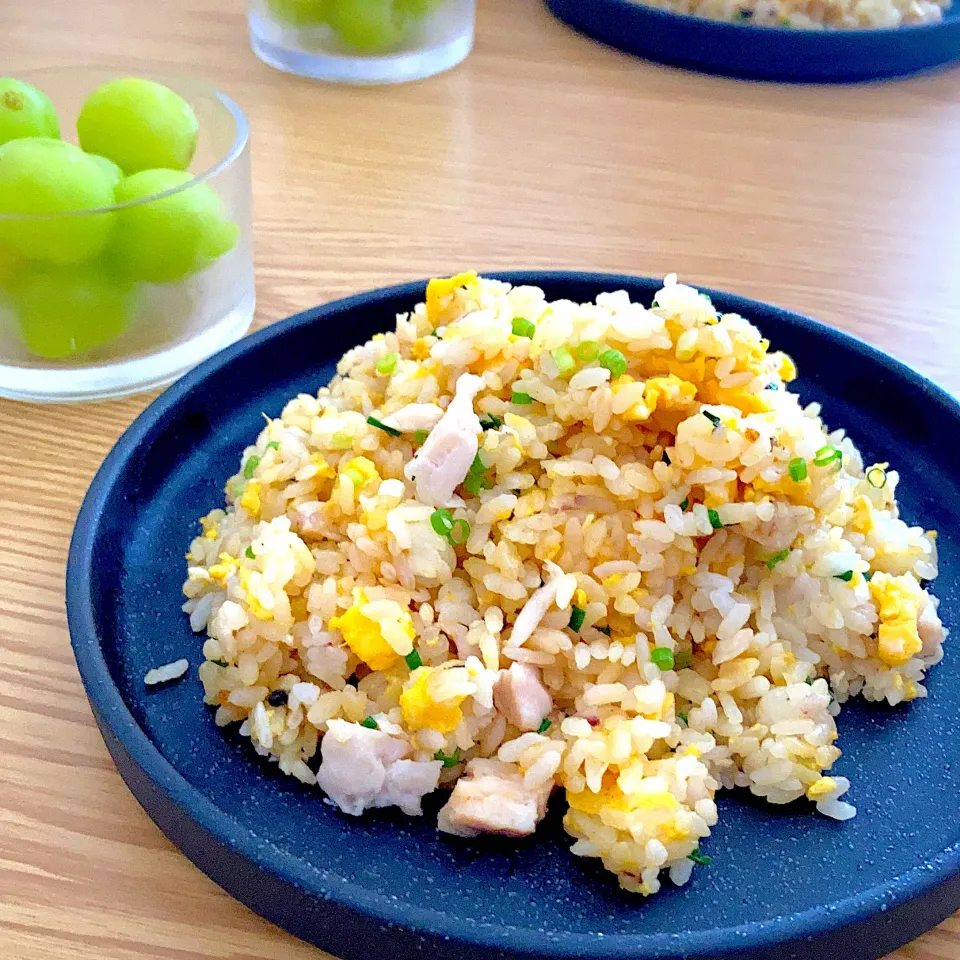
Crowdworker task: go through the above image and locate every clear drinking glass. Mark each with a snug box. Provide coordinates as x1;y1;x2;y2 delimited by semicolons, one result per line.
248;0;475;83
0;67;254;403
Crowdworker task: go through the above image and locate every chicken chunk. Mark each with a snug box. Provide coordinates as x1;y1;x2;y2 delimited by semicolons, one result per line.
437;758;551;838
382;403;444;433
316;719;442;816
404;373;484;506
493;663;553;732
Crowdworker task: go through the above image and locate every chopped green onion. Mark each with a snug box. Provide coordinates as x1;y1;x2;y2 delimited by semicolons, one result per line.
332;431;352;450
813;445;842;467
597;625;612;636
679;498;690;511
598;348;627;378
413;429;429;446
231;480;245;498
551;346;576;378
405;649;423;670
765;548;789;570
344;468;365;488
707;508;723;530
866;466;887;488
211;658;228;668
463;473;483;497
702;410;721;427
469;453;487;476
243;455;260;480
662;450;671;465
512;390;533;405
864;571;873;582
265;440;280;452
360;716;378;729
835;570;854;582
674;648;693;670
430;508;454;538
576;340;600;362
765;381;779;390
788;457;808;483
479;414;503;431
366;415;401;437
650;647;675;671
245;546;256;560
537;718;552;734
450;518;471;544
375;352;399;375
435;746;462;768
688;848;712;866
569;605;586;632
511;317;536;338
677;711;689;726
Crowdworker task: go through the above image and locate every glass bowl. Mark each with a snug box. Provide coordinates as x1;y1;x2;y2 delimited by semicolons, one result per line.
247;0;475;83
0;67;254;403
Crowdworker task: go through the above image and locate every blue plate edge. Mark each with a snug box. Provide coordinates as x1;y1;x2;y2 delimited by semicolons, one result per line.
65;271;960;960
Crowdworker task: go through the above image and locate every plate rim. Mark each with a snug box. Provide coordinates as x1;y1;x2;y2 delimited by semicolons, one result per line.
67;271;960;960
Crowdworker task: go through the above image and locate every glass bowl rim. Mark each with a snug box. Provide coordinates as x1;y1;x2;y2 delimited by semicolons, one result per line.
0;66;249;223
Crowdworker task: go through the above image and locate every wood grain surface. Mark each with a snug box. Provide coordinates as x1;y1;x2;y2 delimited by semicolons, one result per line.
2;0;959;957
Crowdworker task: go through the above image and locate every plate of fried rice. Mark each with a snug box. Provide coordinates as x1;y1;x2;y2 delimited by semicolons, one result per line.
545;0;960;81
68;271;960;960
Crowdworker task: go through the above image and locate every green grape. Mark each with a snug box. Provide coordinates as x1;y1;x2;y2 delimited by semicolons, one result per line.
266;0;330;26
327;0;410;51
87;153;124;192
0;137;115;263
110;168;238;284
12;261;134;359
396;0;440;15
0;78;60;146
77;78;199;175
0;243;25;288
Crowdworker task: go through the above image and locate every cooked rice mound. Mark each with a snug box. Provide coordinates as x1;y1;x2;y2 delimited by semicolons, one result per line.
183;272;946;896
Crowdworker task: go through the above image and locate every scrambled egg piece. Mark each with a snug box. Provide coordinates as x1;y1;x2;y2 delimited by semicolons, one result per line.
239;567;273;620
425;271;478;327
772;351;797;382
869;572;924;666
806;776;837;800
339;456;380;491
400;666;465;732
240;481;261;516
612;374;697;422
208;553;237;585
200;514;219;539
309;453;336;479
329;589;410;671
567;774;680;817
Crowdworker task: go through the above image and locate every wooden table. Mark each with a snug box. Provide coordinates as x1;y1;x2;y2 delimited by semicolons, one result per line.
3;1;959;957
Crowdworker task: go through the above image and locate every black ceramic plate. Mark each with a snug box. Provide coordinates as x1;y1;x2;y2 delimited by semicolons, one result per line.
545;0;960;82
67;273;960;960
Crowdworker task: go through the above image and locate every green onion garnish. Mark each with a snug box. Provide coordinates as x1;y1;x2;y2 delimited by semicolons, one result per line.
598;348;627;378
597;625;612;636
788;457;808;483
679;498;689;511
674;648;693;670
245;546;256;560
360;716;378;729
479;414;503;430
463;473;483;497
707;508;724;530
413;429;428;446
211;659;228;668
512;390;533;405
765;381;779;390
405;649;423;670
434;746;462;768
231;480;245;498
243;455;260;480
469;453;487;475
864;571;873;582
366;415;401;437
702;410;721;427
835;570;854;582
552;346;576;377
813;444;842;467
450;518;471;544
537;718;552;734
332;431;353;450
265;440;280;452
512;317;536;338
866;466;887;488
431;507;454;538
688;848;712;866
576;340;600;361
650;647;675;671
677;711;689;726
662;450;671;465
765;548;789;570
569;605;586;632
375;352;398;375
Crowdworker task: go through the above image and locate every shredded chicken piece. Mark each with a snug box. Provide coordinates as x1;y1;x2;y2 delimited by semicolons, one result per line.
382;403;444;433
316;719;441;816
404;373;484;506
436;758;551;838
493;663;553;731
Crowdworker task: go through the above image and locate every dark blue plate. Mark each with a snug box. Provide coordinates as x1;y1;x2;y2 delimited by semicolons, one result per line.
545;0;960;82
67;273;960;960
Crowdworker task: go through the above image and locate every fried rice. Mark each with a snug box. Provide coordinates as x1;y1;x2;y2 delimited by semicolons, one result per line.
182;272;946;896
